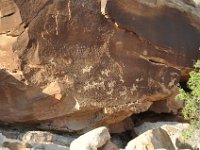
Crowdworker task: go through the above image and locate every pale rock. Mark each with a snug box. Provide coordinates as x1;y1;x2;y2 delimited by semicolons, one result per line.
0;134;6;146
0;133;31;150
176;129;200;150
0;147;10;150
2;141;31;150
44;144;70;150
21;131;53;144
134;122;189;149
70;127;110;150
125;128;175;150
193;0;200;5
134;122;189;135
20;131;76;147
0;130;71;150
33;143;69;150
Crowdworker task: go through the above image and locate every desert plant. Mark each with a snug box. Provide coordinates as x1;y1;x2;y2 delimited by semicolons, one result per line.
176;59;200;138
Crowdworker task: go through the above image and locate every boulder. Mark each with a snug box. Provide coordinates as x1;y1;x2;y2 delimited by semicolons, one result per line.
70;126;111;150
176;129;200;150
0;128;72;150
134;122;189;149
0;0;200;131
134;122;189;135
125;128;175;150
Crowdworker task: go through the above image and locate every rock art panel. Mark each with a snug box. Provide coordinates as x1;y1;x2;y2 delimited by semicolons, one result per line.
0;0;199;132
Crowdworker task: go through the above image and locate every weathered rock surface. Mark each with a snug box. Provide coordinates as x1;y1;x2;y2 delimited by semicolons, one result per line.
0;127;73;150
102;141;119;150
108;118;134;134
0;0;200;131
134;122;189;135
176;129;200;150
134;122;200;150
70;126;112;150
134;122;189;149
125;128;175;150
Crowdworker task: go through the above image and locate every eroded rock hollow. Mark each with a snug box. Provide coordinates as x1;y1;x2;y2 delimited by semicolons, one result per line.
0;0;200;132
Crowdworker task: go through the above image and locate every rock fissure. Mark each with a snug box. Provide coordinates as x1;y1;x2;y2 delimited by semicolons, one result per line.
0;12;15;19
14;0;53;27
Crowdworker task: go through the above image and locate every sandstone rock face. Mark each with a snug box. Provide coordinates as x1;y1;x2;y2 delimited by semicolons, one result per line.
133;122;200;150
0;0;200;131
125;128;175;150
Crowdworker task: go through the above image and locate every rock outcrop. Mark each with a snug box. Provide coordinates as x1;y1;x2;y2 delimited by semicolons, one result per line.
0;0;200;131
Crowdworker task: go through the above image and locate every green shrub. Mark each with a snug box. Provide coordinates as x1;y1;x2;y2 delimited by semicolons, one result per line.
176;60;200;138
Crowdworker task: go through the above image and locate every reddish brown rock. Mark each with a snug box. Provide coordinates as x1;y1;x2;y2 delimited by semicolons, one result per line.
105;0;200;71
0;0;199;132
